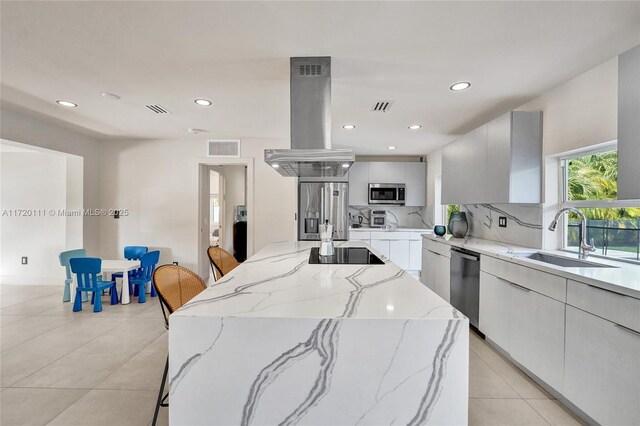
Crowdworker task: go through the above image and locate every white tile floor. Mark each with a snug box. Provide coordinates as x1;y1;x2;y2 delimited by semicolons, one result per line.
0;284;584;426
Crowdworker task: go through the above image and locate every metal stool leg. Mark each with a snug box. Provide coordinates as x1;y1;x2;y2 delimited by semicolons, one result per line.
153;355;169;426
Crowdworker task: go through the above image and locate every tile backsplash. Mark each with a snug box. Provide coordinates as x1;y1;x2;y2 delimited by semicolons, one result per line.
461;204;543;248
349;206;430;228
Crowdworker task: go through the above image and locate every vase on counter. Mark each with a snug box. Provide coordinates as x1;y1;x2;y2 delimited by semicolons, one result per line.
448;212;468;238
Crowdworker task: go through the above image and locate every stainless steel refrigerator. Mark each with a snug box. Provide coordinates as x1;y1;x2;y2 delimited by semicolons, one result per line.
299;182;349;241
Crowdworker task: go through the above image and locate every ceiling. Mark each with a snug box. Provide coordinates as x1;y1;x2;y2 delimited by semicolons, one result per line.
2;1;639;155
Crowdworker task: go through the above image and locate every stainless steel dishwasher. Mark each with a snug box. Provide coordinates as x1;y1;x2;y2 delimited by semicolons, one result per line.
450;247;481;328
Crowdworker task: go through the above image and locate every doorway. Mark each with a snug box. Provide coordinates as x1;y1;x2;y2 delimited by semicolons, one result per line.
197;160;253;281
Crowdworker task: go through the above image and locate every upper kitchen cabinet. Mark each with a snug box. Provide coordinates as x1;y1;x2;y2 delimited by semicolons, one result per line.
348;161;427;206
442;111;542;205
617;45;640;200
404;162;426;206
348;162;369;205
368;162;406;183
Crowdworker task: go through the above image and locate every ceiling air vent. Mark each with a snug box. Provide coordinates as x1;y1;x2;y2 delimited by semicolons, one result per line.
299;64;323;76
372;100;393;113
145;104;170;114
207;140;240;157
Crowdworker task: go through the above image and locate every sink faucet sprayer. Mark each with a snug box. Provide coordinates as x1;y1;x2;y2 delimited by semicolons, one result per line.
548;207;596;259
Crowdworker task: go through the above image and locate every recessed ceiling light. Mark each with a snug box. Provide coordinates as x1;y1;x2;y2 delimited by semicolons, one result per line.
408;125;422;130
343;124;356;130
56;100;77;107
387;146;397;150
342;163;350;168
272;164;280;168
101;92;121;100
450;82;471;91
194;99;212;106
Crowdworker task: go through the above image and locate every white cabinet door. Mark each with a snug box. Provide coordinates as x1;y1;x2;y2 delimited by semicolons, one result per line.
421;249;430;286
409;240;422;271
404;162;426;206
431;251;451;302
441;137;467;205
486;112;511;204
465;125;488;203
509;284;565;391
389;240;410;270
370;239;390;259
348;162;369;205
564;305;640;425
368;162;405;183
479;272;510;352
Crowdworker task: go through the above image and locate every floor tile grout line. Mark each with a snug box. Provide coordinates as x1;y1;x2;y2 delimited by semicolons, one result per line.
93;331;168;391
45;388;162;426
469;334;551;401
3;318;134;387
0;317;77;354
0;291;67;311
522;397;554;426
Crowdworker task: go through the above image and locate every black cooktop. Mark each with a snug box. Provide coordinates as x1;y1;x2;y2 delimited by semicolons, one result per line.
308;247;385;265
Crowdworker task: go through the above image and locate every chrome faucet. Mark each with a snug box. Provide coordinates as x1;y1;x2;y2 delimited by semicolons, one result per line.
548;207;596;259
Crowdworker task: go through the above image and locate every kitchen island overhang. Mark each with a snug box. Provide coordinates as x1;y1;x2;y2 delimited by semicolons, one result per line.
169;241;469;426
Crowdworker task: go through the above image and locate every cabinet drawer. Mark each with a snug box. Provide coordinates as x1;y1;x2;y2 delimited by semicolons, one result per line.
370;231;419;240
348;231;370;241
567;280;640;333
422;238;451;258
481;256;566;302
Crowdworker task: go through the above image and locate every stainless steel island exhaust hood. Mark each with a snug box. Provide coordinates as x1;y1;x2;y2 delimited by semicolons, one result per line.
265;57;354;177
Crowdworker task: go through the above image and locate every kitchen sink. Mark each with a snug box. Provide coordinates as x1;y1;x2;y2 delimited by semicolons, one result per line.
514;252;617;268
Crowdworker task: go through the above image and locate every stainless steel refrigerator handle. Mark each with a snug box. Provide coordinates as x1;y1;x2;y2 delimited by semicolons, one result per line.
320;186;325;225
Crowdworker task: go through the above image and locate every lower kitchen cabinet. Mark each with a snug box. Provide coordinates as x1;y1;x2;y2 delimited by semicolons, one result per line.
479;272;510;351
351;231;425;275
409;240;422;271
422;248;450;302
564;305;640;426
479;271;565;391
370;239;390;259
509;284;565;391
389;240;410;270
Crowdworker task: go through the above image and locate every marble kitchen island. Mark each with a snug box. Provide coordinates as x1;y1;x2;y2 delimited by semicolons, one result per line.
169;241;468;425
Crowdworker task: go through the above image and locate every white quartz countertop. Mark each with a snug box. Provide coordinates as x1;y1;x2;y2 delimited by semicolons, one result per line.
423;235;640;299
350;226;434;233
174;241;459;320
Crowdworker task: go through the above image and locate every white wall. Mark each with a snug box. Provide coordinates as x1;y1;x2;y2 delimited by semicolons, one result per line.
1;150;67;284
0;108;102;254
98;138;296;271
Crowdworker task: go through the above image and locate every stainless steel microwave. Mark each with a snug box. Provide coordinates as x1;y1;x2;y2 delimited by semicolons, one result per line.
368;183;406;205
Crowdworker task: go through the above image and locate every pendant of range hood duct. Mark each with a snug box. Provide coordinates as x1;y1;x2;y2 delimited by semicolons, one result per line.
265;57;355;177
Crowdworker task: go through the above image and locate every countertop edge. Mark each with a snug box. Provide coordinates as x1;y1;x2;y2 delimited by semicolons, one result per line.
422;235;640;300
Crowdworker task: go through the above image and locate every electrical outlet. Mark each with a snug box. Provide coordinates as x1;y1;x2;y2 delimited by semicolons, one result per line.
498;217;507;228
21;256;28;265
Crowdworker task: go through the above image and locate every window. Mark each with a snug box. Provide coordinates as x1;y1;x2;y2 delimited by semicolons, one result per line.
561;146;640;262
446;205;460;224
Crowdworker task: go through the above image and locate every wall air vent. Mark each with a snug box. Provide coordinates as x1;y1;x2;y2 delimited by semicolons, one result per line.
145;104;170;114
372;101;393;113
207;140;240;157
299;64;323;76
